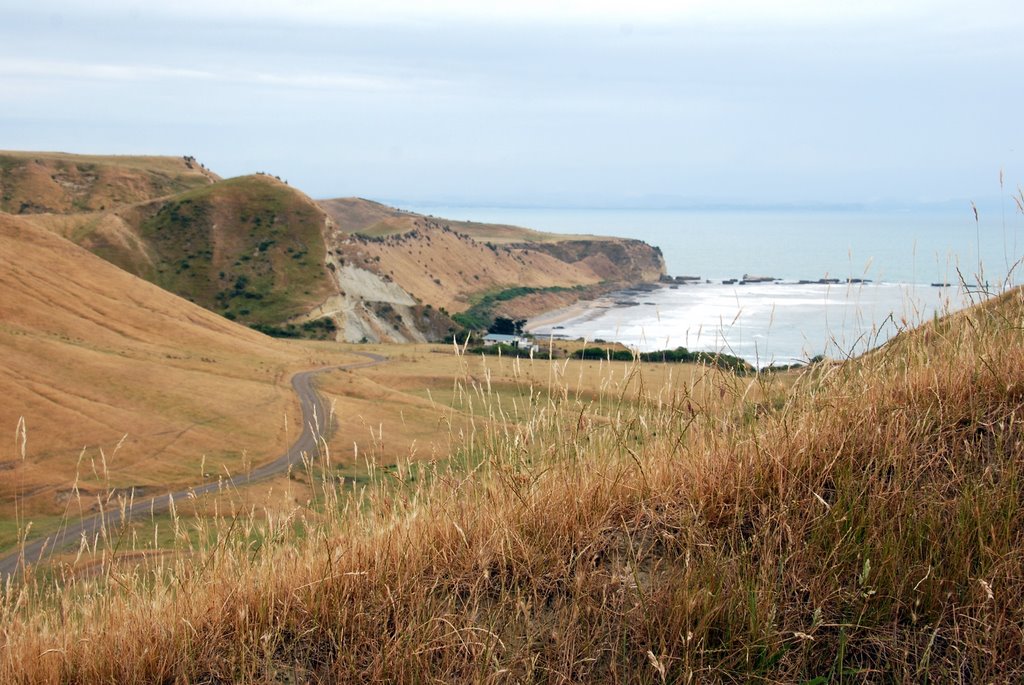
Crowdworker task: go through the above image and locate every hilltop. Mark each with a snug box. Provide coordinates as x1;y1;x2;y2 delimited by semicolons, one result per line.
0;150;217;214
319;196;586;244
87;174;337;327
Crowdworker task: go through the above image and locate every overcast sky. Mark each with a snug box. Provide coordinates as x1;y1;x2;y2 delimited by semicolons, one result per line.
1;1;1021;207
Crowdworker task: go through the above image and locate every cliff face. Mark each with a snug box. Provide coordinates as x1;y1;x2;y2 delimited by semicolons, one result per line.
300;257;457;344
510;239;665;284
328;224;600;314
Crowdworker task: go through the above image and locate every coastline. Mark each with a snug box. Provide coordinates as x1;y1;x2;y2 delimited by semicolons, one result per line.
523;298;609;332
523;280;974;365
523;281;663;334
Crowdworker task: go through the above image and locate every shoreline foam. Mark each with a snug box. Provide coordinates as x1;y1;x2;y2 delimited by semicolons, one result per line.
525;281;975;365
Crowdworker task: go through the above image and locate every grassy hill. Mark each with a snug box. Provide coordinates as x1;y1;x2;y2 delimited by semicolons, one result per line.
0;212;357;539
120;175;337;326
11;170;667;343
3;281;1022;680
1;152;338;332
0;150;217;214
320;197;585;244
322;197;666;318
24;174;340;331
5;152;666;343
2;152;667;343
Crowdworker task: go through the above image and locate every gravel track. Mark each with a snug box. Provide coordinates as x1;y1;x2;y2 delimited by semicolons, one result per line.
0;352;387;581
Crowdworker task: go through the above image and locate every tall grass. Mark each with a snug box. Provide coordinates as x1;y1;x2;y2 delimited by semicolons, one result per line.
2;286;1024;682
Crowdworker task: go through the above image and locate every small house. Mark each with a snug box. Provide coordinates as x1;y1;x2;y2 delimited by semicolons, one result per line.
482;333;522;347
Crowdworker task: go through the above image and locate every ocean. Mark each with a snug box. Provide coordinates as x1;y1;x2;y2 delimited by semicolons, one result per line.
406;205;1023;366
526;281;976;367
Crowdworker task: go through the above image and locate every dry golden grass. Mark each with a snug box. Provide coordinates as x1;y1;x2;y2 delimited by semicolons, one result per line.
337;224;613;314
0;214;358;540
4;282;1020;682
316;343;761;471
320;197;607;244
0;151;217;215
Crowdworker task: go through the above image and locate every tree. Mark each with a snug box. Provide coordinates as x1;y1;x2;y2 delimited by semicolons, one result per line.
488;317;516;335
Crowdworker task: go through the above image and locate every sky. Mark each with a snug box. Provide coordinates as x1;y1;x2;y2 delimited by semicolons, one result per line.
1;0;1022;208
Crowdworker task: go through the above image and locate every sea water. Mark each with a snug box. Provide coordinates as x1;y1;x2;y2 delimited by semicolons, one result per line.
528;281;974;367
405;205;1023;365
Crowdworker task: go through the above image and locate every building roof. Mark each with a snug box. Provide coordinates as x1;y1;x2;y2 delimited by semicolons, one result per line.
482;333;520;343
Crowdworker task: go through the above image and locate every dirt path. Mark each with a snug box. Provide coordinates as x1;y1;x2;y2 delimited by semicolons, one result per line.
0;352;387;581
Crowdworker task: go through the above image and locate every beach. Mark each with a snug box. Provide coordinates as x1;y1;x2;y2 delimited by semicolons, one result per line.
523;296;612;331
526;280;976;366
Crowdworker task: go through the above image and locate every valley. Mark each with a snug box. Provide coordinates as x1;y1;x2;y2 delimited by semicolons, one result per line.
0;151;666;564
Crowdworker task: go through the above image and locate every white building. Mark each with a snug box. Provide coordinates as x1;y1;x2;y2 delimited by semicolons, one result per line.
482;333;522;347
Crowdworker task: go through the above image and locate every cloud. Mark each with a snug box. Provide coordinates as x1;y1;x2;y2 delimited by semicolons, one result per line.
3;0;1019;205
0;58;443;93
0;58;215;83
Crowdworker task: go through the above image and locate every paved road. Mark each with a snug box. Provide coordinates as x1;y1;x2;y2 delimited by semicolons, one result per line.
0;352;387;581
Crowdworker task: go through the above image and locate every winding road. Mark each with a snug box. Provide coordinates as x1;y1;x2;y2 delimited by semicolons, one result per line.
0;352;387;581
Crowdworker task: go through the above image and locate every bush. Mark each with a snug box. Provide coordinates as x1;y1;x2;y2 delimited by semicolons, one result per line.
570;345;754;374
248;317;337;340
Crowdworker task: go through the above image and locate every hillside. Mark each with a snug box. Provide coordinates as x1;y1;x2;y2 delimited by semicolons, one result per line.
0;150;217;214
319;197;578;243
3;277;1022;680
0;212;356;533
320;197;665;321
24;177;458;342
105;174;338;327
6;152;665;343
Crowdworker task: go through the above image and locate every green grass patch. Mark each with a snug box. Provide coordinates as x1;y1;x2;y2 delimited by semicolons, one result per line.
0;514;79;555
454;285;584;330
136;176;333;326
249;317;337;340
571;344;756;374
